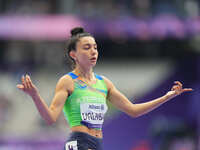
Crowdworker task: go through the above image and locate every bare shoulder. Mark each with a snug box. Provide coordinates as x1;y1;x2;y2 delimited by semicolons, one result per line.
58;74;73;84
101;75;111;83
56;74;74;93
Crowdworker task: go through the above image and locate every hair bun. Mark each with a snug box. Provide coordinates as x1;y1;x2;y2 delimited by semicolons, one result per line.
71;27;85;36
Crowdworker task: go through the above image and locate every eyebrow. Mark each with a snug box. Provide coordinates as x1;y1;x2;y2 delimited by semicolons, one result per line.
83;43;97;45
82;43;97;46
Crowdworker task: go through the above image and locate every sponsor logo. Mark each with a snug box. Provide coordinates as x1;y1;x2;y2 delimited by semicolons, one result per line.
101;104;104;110
89;104;100;110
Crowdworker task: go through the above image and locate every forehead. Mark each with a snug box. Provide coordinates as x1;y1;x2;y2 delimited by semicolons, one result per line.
78;36;96;45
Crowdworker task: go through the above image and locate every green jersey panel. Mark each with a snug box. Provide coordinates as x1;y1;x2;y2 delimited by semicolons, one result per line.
63;72;108;130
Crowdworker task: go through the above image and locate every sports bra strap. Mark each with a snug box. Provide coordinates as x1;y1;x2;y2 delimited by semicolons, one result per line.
68;72;78;79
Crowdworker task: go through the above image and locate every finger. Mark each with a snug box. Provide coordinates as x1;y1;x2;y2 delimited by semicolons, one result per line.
182;88;193;92
21;75;28;89
174;81;182;87
171;86;175;91
16;84;25;92
27;75;33;88
171;85;179;91
25;75;31;89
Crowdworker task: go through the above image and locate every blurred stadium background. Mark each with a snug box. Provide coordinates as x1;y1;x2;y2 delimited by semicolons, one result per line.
0;0;200;150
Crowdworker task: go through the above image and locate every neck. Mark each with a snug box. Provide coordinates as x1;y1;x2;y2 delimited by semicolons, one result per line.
73;65;94;80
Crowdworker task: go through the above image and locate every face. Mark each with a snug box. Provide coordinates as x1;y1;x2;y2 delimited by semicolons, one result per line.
71;36;98;68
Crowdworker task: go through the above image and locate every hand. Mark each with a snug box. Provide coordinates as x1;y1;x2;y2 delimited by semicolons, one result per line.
166;81;193;99
17;74;39;97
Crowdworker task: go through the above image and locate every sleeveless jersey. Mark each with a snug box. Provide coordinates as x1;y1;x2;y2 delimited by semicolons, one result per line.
63;72;108;130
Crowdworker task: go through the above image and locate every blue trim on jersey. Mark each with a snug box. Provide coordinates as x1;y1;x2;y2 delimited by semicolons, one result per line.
97;89;107;94
68;72;103;80
95;74;103;80
68;72;78;79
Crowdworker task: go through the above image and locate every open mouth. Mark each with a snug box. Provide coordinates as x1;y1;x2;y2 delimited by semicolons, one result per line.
90;57;97;61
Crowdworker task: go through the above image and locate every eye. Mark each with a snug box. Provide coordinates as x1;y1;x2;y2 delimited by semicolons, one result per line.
83;44;91;50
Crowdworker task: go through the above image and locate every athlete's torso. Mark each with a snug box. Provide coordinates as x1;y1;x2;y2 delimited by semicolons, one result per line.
63;72;108;138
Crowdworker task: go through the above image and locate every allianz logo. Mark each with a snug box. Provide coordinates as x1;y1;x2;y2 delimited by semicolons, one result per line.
88;104;104;110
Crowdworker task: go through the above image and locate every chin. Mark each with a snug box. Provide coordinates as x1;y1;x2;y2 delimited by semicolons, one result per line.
91;62;97;67
91;64;97;67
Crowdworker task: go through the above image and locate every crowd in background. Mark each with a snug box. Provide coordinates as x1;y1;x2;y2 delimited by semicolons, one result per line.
0;0;199;71
0;0;200;18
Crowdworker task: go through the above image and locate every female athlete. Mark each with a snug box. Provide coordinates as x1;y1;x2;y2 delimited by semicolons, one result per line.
17;27;193;150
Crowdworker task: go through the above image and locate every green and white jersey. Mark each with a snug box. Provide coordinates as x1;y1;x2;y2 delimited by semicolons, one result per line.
63;72;108;130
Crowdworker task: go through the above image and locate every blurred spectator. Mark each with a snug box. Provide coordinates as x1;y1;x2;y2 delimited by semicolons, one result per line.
37;112;70;137
1;0;199;18
0;94;12;135
150;117;197;150
74;0;128;18
168;138;196;150
0;41;6;69
0;0;5;13
151;0;184;17
4;41;35;71
184;0;199;17
3;0;55;14
130;0;152;18
4;41;65;71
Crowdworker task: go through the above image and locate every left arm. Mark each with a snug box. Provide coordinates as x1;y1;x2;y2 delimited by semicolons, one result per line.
103;77;193;118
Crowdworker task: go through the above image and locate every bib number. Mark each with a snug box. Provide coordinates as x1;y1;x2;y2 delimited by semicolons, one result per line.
65;141;78;150
80;103;107;126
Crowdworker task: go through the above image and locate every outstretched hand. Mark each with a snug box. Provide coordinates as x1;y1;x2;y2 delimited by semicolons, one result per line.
17;75;38;97
166;81;193;99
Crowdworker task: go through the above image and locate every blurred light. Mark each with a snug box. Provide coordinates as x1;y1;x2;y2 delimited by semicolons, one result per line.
0;15;83;41
1;15;200;41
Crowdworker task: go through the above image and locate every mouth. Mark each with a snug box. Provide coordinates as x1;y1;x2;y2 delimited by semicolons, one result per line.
90;57;97;62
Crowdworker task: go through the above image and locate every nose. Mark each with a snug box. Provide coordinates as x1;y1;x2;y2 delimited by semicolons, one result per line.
91;47;97;55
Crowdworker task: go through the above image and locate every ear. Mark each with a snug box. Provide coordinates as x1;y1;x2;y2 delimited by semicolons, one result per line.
69;50;76;60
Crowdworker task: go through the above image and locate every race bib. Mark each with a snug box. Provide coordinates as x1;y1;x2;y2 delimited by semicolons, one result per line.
80;103;107;128
65;141;78;150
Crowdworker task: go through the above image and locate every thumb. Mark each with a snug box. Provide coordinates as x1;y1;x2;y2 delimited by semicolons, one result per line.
17;84;24;89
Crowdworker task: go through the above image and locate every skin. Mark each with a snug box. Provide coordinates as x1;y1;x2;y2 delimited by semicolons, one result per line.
17;36;193;139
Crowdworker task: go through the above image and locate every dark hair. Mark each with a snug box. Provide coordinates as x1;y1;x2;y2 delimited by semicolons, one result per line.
66;27;92;68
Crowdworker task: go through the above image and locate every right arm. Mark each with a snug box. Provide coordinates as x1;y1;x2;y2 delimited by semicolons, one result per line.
17;74;73;125
103;77;192;118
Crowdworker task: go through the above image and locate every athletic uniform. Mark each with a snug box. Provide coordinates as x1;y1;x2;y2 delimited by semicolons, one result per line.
63;72;108;150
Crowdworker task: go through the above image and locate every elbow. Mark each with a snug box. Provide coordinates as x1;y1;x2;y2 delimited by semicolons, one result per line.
130;113;141;118
126;110;137;118
123;105;141;118
46;118;56;125
130;108;146;118
129;105;142;118
132;113;141;118
47;121;54;125
129;109;140;118
130;112;138;118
